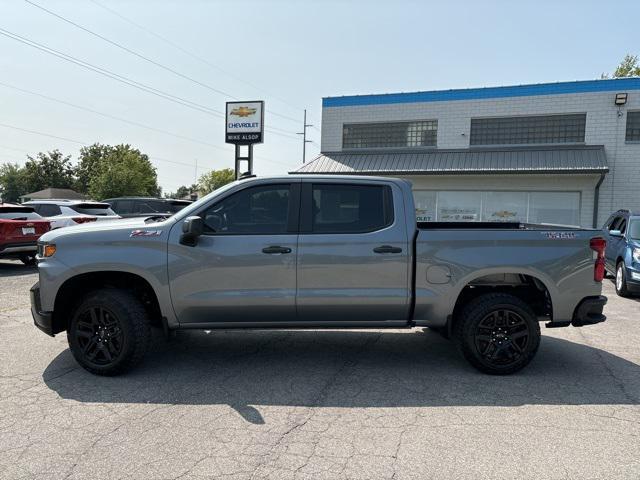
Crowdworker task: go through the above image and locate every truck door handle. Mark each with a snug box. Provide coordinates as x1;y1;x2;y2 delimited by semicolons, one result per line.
262;246;292;254
373;245;402;254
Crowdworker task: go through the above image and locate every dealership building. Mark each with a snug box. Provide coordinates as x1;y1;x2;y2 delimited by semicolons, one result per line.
295;78;640;227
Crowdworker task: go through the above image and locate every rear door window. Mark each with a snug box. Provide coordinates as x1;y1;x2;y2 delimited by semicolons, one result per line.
307;184;393;233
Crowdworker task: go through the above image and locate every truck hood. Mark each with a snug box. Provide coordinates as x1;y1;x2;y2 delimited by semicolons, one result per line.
39;216;175;243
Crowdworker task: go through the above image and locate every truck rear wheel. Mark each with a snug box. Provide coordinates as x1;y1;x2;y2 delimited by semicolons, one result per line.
67;289;151;376
454;293;540;375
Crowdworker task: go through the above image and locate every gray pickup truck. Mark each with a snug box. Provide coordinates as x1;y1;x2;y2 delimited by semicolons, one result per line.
31;175;607;376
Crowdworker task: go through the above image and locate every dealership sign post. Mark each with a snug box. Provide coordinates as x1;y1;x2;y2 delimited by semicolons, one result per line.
225;101;264;179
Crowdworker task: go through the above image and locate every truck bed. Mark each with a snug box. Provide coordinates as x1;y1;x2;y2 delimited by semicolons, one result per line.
413;224;603;327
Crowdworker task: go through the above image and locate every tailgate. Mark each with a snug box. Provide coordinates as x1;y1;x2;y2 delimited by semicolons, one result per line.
0;219;50;242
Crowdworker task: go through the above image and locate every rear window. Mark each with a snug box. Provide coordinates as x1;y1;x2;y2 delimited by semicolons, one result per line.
69;203;116;216
0;207;42;220
168;200;191;213
135;200;170;214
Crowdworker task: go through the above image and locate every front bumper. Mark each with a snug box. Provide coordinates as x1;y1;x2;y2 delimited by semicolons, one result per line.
30;282;54;336
572;295;607;327
625;265;640;293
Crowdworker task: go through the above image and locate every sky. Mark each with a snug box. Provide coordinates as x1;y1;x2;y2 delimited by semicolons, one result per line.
1;0;638;194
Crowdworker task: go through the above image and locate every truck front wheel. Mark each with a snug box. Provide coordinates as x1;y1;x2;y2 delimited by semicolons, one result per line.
67;289;151;376
454;293;540;375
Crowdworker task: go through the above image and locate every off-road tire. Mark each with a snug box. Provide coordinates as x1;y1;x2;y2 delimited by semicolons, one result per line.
67;289;151;376
454;293;541;375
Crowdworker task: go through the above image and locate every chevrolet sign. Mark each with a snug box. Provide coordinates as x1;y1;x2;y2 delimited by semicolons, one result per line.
225;101;264;145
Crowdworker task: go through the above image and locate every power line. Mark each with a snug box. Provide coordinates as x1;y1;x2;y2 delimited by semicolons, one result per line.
27;0;303;126
24;0;238;100
0;122;87;145
0;119;295;170
0;81;231;152
88;0;305;120
0;27;225;117
0;27;299;141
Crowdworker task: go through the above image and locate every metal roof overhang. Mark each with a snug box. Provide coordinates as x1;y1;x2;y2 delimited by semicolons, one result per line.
292;145;609;176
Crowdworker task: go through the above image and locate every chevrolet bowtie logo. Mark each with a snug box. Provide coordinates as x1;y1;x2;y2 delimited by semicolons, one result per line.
230;107;257;117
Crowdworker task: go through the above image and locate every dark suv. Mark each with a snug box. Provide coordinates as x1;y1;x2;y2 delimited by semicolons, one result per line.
602;209;640;296
103;197;192;219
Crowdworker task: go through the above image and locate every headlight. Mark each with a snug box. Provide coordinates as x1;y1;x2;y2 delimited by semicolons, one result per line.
633;247;640;264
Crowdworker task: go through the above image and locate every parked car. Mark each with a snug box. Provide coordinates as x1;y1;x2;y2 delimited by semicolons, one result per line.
102;197;192;219
602;209;640;296
32;176;607;376
0;203;50;265
23;200;120;229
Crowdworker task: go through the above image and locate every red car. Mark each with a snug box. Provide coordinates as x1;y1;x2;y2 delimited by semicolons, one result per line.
0;203;51;265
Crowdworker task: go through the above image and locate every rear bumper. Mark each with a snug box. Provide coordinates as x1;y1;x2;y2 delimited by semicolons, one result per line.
0;242;37;256
572;295;607;327
30;282;54;336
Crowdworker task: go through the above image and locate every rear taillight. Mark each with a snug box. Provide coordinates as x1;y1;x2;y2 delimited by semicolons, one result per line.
72;216;97;224
590;237;606;282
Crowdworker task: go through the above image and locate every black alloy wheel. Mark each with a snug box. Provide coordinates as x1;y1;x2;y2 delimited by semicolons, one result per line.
473;308;530;366
455;293;541;375
67;289;151;376
72;306;124;366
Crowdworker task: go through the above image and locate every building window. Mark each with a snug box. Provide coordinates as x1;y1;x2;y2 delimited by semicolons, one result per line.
470;114;586;146
343;120;437;149
626;111;640;141
414;190;581;226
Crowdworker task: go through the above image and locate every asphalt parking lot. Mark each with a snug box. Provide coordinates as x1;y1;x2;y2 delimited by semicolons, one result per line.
0;260;638;480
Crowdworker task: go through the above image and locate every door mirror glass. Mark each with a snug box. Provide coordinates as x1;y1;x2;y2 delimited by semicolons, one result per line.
609;229;622;237
180;216;204;246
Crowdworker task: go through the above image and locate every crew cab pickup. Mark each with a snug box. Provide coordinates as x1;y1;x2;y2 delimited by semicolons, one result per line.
31;176;607;376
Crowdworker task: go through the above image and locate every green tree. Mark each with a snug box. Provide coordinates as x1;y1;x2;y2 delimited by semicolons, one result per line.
88;145;160;200
0;163;26;203
21;150;75;194
602;54;640;78
197;168;235;195
164;185;191;199
75;143;114;194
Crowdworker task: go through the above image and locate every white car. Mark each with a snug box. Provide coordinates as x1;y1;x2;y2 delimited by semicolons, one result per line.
23;200;120;229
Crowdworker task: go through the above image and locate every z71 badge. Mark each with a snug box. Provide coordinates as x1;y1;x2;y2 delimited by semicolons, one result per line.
542;231;576;239
130;229;162;237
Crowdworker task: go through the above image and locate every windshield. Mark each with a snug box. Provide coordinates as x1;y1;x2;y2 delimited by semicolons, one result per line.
629;219;640;240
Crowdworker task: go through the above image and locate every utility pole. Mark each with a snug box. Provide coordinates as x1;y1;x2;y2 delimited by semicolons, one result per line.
296;109;313;163
194;158;198;184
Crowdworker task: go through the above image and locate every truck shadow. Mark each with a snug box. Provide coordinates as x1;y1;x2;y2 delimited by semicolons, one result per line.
43;329;640;424
0;260;37;277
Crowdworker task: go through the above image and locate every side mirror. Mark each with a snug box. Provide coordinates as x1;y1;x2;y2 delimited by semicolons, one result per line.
609;229;622;237
180;216;204;246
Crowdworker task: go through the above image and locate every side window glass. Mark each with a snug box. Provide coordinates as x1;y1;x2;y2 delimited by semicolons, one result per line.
610;217;622;231
618;219;627;234
201;184;290;234
311;184;393;233
117;200;133;213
